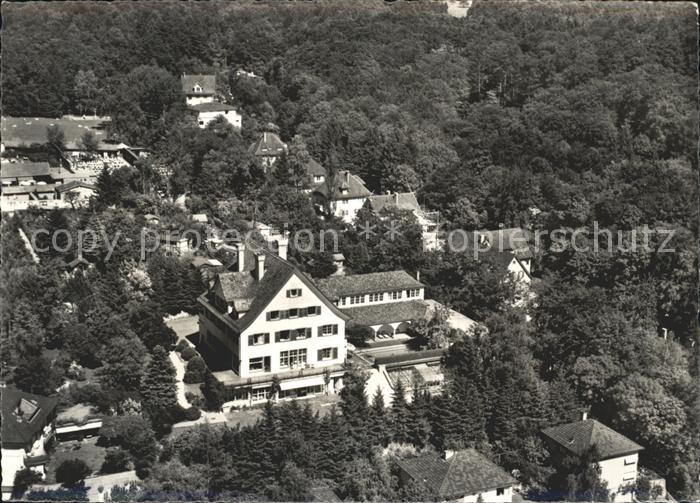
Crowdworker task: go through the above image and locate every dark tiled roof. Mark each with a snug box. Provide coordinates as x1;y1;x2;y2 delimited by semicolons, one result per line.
209;248;349;333
306;158;326;179
1;161;51;179
249;132;287;157
55;180;96;193
315;271;423;299
182;74;216;95
188;102;237;113
368;192;420;213
542;419;643;460
398;449;516;500
312;170;372;201
1;387;57;448
341;299;429;326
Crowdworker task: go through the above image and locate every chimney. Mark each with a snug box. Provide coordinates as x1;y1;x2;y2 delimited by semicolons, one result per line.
263;132;267;143
236;242;245;273
443;450;454;460
416;270;421;282
277;232;289;261
394;192;399;204
345;172;350;184
581;410;588;421
255;252;265;281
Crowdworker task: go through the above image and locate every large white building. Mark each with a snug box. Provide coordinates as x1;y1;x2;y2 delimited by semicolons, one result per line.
1;387;57;499
542;417;644;502
198;236;349;407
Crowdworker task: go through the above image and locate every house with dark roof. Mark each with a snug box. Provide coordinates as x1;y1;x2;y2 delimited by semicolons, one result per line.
181;74;216;106
249;130;287;169
55;180;96;208
314;271;425;339
397;449;517;502
311;170;372;223
198;234;350;408
1;387;58;498
542;416;644;502
366;192;442;251
188;101;242;129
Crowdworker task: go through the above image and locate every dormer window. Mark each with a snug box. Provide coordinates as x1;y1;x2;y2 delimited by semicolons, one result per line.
314;175;325;183
193;84;202;93
287;288;302;298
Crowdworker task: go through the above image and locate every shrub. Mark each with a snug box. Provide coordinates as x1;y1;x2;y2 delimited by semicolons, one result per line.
100;448;130;474
180;346;196;361
184;406;201;421
183;356;206;383
55;459;91;486
12;468;43;497
175;340;188;352
346;323;374;347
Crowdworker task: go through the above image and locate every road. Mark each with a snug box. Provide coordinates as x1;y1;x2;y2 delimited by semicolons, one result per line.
169;351;191;409
33;470;138;502
165;314;199;342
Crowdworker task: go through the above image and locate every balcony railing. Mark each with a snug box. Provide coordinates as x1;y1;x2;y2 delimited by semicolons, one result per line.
213;362;345;388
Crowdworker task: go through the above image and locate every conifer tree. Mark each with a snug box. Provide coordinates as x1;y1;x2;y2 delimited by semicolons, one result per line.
140;345;178;428
408;387;432;449
368;388;389;447
390;379;411;444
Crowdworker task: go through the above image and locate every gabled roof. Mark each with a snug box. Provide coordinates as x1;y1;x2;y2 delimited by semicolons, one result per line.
542;419;643;460
249;131;287;157
55;180;96;193
397;449;517;500
1;387;58;448
312;170;372;201
315;270;423;299
341;299;429;326
188;102;237;113
478;228;532;259
208;249;349;333
368;192;421;213
182;74;216;95
1;161;52;179
306;158;326;179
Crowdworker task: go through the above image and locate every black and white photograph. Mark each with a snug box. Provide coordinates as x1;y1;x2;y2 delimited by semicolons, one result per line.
0;1;698;502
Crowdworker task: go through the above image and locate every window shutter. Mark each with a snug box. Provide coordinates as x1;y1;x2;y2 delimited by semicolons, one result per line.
317;349;323;361
248;335;254;346
266;312;271;321
318;326;323;337
275;332;280;343
332;347;338;359
264;333;270;344
286;290;291;298
306;327;312;337
333;324;338;335
299;307;307;317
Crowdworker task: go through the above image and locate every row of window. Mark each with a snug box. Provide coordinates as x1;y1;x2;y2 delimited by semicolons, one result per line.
266;306;321;321
250;384;325;402
337;288;421;306
248;324;339;346
249;347;339;372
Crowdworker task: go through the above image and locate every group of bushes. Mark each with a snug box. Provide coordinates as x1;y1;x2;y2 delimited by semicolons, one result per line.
176;340;207;384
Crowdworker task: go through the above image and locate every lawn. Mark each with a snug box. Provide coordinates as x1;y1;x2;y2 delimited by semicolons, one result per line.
1;116;110;149
44;438;107;483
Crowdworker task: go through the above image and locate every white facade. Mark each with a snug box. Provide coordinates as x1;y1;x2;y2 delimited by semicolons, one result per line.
336;287;424;308
239;274;346;377
186;95;215;107
199;261;348;407
1;423;54;498
460;486;512;503
196;109;242;129
598;453;639;502
332;196;368;224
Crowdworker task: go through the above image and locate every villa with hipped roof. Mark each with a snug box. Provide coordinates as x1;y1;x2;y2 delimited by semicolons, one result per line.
396;449;517;502
181;74;216;106
1;387;58;499
366;192;442;251
542;416;644;502
312;170;372;223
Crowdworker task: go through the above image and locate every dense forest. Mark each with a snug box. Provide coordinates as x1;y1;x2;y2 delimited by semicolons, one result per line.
1;1;698;501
